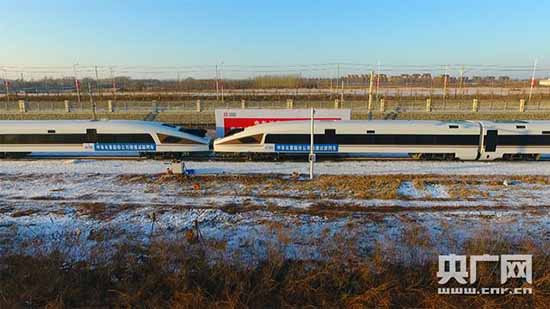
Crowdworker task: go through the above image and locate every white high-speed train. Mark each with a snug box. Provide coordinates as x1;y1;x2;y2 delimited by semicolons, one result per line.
213;120;550;160
0;120;210;158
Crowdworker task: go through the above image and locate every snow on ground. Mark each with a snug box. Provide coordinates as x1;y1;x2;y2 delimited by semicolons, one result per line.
2;159;550;262
4;159;550;175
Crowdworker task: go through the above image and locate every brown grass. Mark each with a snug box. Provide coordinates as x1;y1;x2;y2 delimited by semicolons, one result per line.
1;230;548;308
115;173;550;204
10;209;39;217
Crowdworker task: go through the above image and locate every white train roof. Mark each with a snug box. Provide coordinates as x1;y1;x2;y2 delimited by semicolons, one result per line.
0;120;165;130
215;120;482;144
240;120;479;133
480;120;550;134
0;120;210;143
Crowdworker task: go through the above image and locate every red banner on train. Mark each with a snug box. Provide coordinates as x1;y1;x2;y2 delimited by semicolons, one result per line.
215;109;351;137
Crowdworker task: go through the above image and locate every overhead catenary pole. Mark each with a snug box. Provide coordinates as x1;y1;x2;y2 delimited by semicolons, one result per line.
110;66;116;99
215;64;220;101
94;65;100;99
309;108;315;180
2;70;9;106
459;65;465;98
376;61;381;101
340;79;344;102
73;63;81;104
528;58;538;104
3;70;9;107
88;81;97;121
220;62;225;103
443;64;448;100
336;63;340;97
367;70;374;111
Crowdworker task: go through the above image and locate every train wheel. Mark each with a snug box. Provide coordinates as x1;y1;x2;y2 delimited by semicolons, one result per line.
412;153;456;160
444;153;456;161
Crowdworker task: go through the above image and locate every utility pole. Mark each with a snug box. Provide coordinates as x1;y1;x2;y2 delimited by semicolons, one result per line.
220;62;224;103
2;70;9;107
88;81;96;120
368;70;374;111
73;64;81;104
337;63;340;97
528;59;538;104
309;108;315;180
110;66;116;99
216;64;220;101
443;65;448;100
459;65;465;98
376;61;381;101
94;65;100;100
340;79;344;102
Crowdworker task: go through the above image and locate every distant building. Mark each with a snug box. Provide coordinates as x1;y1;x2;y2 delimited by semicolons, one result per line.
540;79;550;87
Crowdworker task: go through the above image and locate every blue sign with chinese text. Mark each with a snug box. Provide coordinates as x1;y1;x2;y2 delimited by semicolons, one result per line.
94;143;157;152
274;144;338;153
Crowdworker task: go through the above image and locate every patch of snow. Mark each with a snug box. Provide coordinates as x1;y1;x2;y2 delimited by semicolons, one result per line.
4;159;550;175
424;183;450;199
397;181;423;199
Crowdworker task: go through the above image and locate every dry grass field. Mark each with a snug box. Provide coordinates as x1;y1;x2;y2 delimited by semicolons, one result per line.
2;170;550;306
1;222;548;307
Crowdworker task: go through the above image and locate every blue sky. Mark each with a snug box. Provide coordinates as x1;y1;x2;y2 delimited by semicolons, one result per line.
0;0;548;77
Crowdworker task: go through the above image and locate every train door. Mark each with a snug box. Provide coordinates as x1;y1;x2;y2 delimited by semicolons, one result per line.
485;130;497;152
86;129;98;143
324;129;336;144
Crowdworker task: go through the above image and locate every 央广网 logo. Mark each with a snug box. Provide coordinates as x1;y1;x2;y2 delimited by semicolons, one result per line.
436;254;533;295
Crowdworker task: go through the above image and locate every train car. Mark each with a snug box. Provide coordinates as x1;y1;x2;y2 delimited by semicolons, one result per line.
479;120;550;160
0;120;210;158
214;120;483;160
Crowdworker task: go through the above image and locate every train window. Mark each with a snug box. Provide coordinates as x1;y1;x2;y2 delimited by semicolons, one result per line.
47;130;56;134
516;125;526;129
325;129;336;135
543;131;550;134
0;134;85;144
97;134;154;143
448;125;459;129
366;130;375;134
495;134;550;146
218;134;263;144
179;128;207;137
0;133;157;144
263;133;481;146
225;128;244;137
237;134;263;144
265;134;309;144
162;123;177;128
238;136;261;144
157;134;196;144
